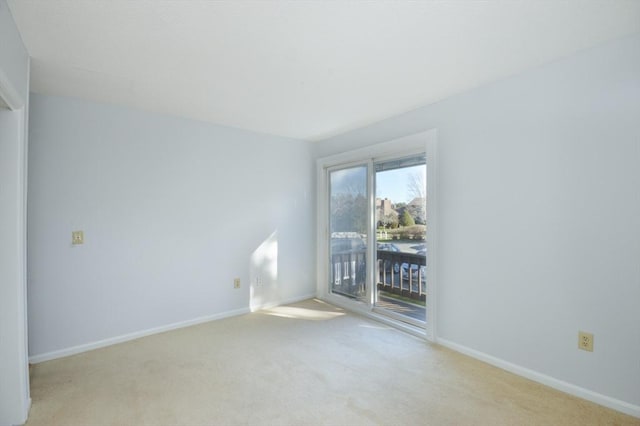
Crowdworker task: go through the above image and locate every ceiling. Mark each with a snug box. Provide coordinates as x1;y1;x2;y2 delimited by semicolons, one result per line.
7;1;640;141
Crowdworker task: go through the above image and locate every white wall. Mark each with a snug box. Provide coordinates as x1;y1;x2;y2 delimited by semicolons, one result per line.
0;1;30;425
314;34;640;411
27;94;315;358
0;1;28;102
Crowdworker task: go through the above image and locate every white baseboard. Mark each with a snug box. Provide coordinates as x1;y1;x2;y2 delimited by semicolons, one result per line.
29;294;319;365
29;306;250;364
437;338;640;419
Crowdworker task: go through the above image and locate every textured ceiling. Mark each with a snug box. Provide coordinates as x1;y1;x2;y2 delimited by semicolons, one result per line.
7;1;640;141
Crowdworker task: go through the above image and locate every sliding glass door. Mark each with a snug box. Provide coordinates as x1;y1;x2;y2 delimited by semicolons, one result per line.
319;130;436;337
325;154;428;328
328;164;369;303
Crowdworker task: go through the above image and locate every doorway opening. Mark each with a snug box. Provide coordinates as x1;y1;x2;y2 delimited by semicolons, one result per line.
373;155;426;326
318;129;437;339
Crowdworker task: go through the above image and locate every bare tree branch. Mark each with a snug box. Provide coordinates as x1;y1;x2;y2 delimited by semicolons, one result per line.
407;171;425;201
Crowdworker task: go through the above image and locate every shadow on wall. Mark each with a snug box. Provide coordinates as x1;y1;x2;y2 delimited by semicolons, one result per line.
250;230;279;311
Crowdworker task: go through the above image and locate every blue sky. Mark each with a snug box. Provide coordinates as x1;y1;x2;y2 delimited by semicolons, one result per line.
330;164;426;204
376;165;425;204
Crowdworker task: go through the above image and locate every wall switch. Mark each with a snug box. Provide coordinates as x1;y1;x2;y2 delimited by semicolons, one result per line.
578;331;594;352
72;230;84;245
234;278;240;289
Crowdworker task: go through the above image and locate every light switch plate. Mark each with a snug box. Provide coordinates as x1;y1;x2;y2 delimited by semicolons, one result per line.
72;230;84;245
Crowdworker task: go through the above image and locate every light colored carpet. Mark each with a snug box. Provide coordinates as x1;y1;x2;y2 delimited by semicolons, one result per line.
26;299;638;426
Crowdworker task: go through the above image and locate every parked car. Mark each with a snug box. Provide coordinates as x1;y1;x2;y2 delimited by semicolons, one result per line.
400;263;427;295
386;262;401;273
377;243;400;273
377;243;400;252
402;263;426;281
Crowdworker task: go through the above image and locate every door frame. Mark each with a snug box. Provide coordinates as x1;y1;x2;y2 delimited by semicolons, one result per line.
316;129;438;341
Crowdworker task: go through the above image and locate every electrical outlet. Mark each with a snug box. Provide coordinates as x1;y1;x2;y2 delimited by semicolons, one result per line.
255;275;262;287
234;278;240;289
578;331;594;352
72;230;84;245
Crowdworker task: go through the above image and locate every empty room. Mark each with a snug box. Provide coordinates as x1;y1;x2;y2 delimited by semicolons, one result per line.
1;1;639;425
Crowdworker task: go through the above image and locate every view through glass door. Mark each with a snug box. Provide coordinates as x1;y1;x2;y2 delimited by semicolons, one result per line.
327;154;428;327
374;155;427;326
328;164;369;303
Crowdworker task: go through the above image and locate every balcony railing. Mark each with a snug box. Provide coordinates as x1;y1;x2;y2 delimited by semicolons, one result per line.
330;249;426;302
377;250;426;302
330;248;367;299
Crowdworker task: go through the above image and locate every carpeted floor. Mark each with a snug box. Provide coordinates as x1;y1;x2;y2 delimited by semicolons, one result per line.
26;299;639;425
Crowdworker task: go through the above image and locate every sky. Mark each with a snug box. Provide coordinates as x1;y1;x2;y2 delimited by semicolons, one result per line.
330;163;426;204
376;165;426;204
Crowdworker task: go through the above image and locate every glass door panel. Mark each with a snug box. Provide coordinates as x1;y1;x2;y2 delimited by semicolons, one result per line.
374;155;427;325
329;165;368;302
